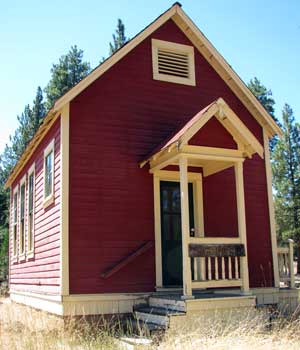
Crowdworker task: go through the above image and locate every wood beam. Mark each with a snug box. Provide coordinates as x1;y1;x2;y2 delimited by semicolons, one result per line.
263;128;279;287
234;162;250;293
179;156;193;298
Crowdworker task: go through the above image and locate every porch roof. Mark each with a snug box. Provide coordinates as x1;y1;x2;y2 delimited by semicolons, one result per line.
140;98;264;173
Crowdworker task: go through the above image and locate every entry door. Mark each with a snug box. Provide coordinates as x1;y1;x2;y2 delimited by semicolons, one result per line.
160;181;194;286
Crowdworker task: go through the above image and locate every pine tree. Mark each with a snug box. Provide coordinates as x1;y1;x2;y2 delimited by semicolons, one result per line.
44;46;91;111
248;78;276;118
109;19;128;55
248;77;278;150
0;86;45;174
272;104;300;272
0;87;46;281
32;86;46;131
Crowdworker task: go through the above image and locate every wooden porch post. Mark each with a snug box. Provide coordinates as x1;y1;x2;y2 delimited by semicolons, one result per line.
288;239;295;288
179;156;193;298
234;161;250;294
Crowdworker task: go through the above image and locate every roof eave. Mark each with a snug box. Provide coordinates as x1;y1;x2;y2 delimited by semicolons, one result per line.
4;109;59;189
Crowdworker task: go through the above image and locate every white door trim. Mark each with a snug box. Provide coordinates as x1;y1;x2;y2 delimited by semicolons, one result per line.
152;170;204;288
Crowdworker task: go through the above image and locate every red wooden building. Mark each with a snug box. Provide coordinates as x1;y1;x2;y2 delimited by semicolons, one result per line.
6;4;293;318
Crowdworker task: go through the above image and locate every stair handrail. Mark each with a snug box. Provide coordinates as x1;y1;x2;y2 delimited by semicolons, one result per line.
101;241;154;279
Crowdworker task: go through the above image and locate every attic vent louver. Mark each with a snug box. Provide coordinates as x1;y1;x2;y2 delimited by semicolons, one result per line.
152;39;195;86
157;49;189;78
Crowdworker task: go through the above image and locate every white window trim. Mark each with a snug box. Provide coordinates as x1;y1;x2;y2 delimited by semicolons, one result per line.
19;175;26;261
43;139;55;208
152;39;196;86
12;186;19;261
27;163;35;259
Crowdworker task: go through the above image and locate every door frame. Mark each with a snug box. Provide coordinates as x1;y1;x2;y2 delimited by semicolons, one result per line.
153;170;204;288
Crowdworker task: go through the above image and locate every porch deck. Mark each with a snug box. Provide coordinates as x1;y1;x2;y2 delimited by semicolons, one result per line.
153;290;247;300
148;289;257;314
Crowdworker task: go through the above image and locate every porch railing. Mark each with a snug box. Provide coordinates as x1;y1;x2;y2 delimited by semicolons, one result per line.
188;237;246;289
277;239;295;288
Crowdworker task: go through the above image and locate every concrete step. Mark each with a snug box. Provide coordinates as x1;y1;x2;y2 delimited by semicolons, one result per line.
149;296;186;312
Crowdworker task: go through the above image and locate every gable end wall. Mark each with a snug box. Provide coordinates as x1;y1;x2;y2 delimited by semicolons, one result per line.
69;19;273;293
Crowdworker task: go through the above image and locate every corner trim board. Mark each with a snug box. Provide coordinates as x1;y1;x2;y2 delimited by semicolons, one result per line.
263;128;279;287
60;104;70;296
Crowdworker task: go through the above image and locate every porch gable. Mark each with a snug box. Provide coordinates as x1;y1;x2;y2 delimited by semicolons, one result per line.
141;98;264;176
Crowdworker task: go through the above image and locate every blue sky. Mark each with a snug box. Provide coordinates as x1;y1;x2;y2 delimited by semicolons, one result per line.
0;0;299;153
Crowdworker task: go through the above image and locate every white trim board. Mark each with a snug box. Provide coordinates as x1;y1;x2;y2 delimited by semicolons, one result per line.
60;105;70;296
10;290;149;316
263;128;279;288
153;170;204;288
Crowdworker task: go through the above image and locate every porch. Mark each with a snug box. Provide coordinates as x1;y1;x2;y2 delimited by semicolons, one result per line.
141;98;268;299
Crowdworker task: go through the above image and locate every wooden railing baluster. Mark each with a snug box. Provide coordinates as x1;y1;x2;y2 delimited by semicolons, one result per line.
235;256;239;279
208;257;212;280
215;257;219;280
228;257;232;280
221;257;225;280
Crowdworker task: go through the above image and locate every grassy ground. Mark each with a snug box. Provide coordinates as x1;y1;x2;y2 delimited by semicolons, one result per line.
0;298;122;350
1;297;300;350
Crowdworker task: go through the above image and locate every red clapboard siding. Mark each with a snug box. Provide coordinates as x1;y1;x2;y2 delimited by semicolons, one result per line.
9;118;61;295
69;18;274;294
189;117;237;149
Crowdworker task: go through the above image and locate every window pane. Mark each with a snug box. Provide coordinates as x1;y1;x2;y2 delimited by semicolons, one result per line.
13;193;17;223
20;220;24;253
29;173;34;213
29;213;33;251
13;226;17;255
20;184;25;219
45;151;53;198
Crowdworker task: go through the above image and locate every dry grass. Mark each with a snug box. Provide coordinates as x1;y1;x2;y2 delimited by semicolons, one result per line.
1;298;300;350
156;310;300;350
0;298;124;350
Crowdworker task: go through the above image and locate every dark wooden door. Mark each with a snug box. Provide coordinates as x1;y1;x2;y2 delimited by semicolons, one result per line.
160;181;194;286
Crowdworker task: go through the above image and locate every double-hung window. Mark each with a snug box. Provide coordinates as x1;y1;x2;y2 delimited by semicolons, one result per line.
19;177;26;258
28;164;35;256
44;139;55;207
12;188;18;258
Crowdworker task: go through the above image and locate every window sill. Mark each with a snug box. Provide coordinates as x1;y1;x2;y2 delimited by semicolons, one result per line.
43;194;54;209
27;251;34;260
19;254;26;262
153;73;196;86
12;255;18;264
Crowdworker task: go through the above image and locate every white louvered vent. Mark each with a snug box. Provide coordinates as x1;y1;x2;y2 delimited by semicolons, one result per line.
157;49;190;79
152;39;195;86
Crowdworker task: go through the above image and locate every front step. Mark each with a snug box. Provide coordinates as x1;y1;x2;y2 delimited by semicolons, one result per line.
129;318;166;337
134;305;185;327
131;292;257;338
134;308;168;327
149;296;186;312
131;299;187;338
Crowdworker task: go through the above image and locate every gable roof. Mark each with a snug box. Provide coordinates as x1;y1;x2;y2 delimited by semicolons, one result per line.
5;3;281;189
52;2;281;138
140;97;264;168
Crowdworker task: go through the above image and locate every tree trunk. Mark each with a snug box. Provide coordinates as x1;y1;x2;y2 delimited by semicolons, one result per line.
297;243;300;274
